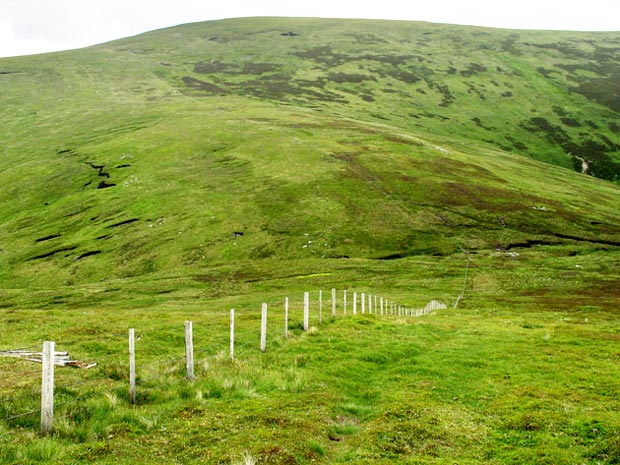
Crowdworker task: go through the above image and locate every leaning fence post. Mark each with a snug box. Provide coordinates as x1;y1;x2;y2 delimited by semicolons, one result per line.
230;309;235;360
129;329;136;405
260;303;268;352
304;292;309;331
41;340;55;435
185;321;195;380
331;288;336;318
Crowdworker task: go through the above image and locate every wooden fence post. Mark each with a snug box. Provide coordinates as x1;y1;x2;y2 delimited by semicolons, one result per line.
185;321;195;380
260;303;268;352
353;292;357;315
304;292;309;331
284;298;289;338
41;341;54;435
230;309;235;360
361;292;365;314
343;290;347;316
129;329;136;405
368;294;372;314
380;297;384;315
331;288;336;318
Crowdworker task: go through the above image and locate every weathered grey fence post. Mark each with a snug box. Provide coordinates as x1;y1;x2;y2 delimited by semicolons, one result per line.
343;290;347;316
230;309;235;360
129;329;136;405
304;292;309;331
353;292;357;315
185;321;195;380
260;303;268;352
41;341;55;435
284;298;289;338
331;288;336;318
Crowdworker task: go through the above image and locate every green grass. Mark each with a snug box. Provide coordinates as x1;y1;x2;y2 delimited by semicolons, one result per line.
1;250;620;464
1;16;620;464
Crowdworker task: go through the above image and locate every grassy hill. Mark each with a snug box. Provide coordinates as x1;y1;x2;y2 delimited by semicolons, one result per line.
1;17;620;295
1;17;620;465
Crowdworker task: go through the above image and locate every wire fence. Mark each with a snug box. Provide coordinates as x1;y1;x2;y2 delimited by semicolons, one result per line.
0;288;446;437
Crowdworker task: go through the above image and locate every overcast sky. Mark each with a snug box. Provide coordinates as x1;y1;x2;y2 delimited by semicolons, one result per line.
2;0;619;58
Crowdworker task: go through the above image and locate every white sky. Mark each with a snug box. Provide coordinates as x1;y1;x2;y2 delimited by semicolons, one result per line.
2;0;619;58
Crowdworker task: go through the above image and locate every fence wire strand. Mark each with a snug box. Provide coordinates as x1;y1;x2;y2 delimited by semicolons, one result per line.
1;288;441;437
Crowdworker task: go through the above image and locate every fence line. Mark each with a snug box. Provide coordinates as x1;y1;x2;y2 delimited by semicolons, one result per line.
1;288;446;436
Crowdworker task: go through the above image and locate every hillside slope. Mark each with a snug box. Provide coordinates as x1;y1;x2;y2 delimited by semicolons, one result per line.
0;17;619;293
104;17;620;178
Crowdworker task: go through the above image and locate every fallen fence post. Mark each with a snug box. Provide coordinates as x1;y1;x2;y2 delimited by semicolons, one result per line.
41;341;55;435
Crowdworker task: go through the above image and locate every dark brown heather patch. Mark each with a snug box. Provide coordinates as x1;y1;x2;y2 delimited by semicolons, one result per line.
292;46;351;66
327;72;376;83
193;61;235;74
181;76;227;94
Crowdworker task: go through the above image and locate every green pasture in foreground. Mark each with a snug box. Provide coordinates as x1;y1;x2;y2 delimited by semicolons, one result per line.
1;248;619;464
